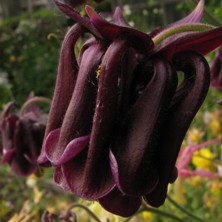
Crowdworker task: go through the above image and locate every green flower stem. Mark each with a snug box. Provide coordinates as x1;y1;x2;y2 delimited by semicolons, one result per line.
124;207;188;222
64;203;102;222
166;195;207;222
153;23;214;46
19;96;51;116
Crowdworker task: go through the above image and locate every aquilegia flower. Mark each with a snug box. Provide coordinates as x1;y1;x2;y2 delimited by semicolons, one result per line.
0;94;49;176
38;0;222;217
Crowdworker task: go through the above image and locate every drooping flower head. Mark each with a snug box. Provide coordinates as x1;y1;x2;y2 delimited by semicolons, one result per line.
0;93;50;176
38;0;222;217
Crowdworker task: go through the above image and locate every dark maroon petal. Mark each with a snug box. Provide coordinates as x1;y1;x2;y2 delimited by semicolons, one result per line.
155;27;222;59
85;6;154;53
38;24;82;165
62;37;129;200
53;135;90;165
38;128;60;164
150;0;204;37
1;115;19;154
112;7;130;27
44;24;82;136
145;52;210;207
110;59;177;196
98;187;142;217
53;0;102;39
47;43;104;167
77;37;96;66
11;120;37;176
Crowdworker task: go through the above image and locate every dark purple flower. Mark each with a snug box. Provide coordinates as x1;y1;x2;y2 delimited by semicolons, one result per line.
38;0;222;217
210;46;222;90
0;94;49;176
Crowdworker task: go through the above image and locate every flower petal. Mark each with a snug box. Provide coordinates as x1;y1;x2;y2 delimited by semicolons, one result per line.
38;24;82;164
55;134;90;165
47;43;104;166
10;120;37;176
98;187;142;217
110;59;177;196
62;37;129;200
53;0;102;38
42;128;60;164
85;5;154;53
145;52;210;207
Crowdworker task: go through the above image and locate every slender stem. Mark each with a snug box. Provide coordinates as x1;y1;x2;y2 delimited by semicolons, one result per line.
64;203;102;222
167;195;207;222
124;207;188;222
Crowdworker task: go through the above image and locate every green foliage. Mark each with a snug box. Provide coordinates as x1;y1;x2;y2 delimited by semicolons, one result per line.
0;9;66;105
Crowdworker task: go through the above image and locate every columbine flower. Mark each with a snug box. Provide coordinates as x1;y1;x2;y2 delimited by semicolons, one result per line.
211;46;222;90
38;0;222;217
0;93;49;176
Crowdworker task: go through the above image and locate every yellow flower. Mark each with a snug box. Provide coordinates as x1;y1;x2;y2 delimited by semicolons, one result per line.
141;211;153;220
187;128;204;144
192;148;215;170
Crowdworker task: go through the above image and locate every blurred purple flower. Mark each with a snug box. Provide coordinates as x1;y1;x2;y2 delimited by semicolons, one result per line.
0;93;49;176
210;46;222;90
38;0;222;217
